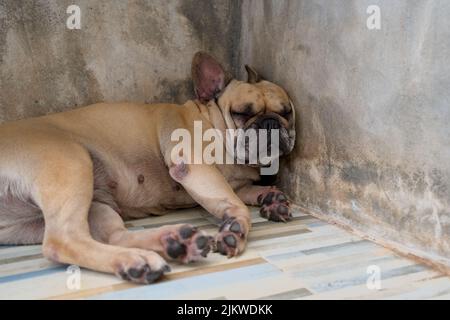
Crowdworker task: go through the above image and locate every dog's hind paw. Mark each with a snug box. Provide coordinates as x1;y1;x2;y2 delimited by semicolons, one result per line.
160;224;214;264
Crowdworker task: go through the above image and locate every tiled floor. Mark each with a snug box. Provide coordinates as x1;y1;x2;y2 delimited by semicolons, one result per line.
0;207;449;300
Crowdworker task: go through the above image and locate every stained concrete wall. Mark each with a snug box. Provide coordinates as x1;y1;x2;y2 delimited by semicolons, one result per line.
1;0;449;268
0;0;241;122
240;0;450;266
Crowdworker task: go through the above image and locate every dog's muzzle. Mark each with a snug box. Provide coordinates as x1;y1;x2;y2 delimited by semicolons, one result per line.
256;116;282;142
258;117;281;131
253;116;291;155
253;115;282;138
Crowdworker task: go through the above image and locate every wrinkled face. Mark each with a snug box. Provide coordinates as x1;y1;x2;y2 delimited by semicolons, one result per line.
218;80;296;164
191;51;296;166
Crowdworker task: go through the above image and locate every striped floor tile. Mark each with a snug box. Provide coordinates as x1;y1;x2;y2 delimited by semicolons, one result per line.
0;206;448;300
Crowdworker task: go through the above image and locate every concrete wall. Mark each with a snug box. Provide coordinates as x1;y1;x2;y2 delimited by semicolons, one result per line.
240;0;450;266
0;0;241;122
1;0;449;267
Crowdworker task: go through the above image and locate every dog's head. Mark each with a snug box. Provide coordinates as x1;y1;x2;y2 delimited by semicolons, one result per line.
192;52;296;165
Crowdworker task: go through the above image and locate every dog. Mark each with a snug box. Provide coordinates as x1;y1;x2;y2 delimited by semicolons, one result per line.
0;52;296;284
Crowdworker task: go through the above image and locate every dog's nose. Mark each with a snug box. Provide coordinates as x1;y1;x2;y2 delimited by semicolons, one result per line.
260;118;280;131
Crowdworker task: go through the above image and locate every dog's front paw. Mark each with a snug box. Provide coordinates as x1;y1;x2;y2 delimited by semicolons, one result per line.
215;216;249;258
160;224;214;264
258;189;292;222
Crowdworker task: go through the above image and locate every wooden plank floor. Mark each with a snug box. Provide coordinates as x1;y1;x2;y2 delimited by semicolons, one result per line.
0;207;449;300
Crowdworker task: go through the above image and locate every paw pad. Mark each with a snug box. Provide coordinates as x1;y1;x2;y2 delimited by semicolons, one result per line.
162;224;214;263
259;190;292;222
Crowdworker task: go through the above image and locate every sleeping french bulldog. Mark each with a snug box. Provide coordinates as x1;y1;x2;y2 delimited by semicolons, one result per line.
0;52;295;284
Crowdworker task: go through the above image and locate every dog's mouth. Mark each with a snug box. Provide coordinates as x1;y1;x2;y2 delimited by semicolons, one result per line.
231;118;293;165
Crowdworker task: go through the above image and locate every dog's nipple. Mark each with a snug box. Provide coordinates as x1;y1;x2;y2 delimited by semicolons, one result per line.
137;174;145;184
108;181;118;189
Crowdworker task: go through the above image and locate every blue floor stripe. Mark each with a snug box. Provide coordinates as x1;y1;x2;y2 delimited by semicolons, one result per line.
308;264;428;293
301;240;372;255
265;240;374;262
0;265;65;284
92;263;280;300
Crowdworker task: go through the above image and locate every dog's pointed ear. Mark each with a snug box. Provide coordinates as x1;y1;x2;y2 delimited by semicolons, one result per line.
245;65;263;84
192;51;228;103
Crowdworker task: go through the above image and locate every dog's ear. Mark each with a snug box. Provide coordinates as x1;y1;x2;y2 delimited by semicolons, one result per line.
192;51;228;103
245;65;263;84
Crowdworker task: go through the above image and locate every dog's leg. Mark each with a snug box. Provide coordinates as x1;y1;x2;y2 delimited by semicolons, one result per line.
89;202;214;263
169;163;251;257
236;185;292;222
36;146;169;284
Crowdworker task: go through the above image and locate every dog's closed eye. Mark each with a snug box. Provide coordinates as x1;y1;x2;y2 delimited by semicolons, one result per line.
231;110;252;117
231;103;255;119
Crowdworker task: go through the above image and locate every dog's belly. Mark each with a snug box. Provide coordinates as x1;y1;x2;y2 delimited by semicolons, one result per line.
91;156;258;219
91;154;197;219
115;178;198;218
